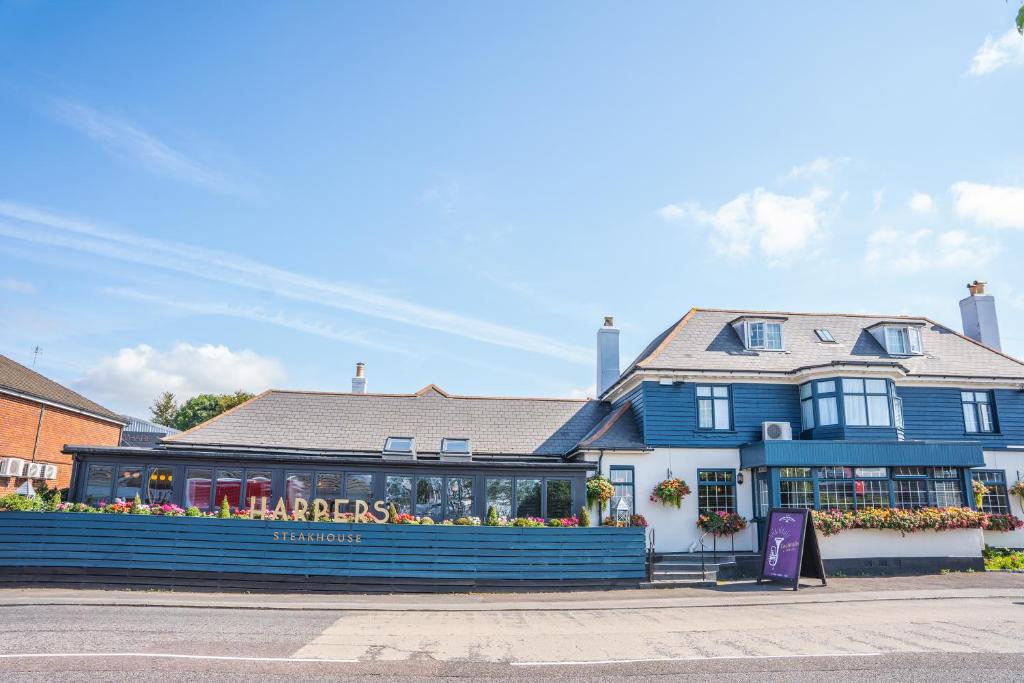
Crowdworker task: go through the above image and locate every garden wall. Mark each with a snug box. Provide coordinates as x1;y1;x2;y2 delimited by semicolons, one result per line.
819;528;984;574
0;513;646;593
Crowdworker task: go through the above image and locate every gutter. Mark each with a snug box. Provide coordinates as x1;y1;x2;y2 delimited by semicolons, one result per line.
0;387;127;427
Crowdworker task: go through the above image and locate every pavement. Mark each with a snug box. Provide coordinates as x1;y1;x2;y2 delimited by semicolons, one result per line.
1;574;1023;680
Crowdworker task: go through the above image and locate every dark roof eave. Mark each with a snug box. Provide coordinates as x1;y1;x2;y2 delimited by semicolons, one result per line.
0;386;128;426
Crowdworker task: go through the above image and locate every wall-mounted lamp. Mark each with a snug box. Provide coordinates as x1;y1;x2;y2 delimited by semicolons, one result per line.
736;471;745;485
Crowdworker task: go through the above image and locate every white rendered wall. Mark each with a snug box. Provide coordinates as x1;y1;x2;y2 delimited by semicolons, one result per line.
598;448;756;553
982;450;1024;548
819;528;983;559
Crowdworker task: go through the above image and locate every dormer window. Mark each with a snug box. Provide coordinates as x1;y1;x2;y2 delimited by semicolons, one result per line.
441;438;470;454
814;329;835;343
747;321;783;351
383;437;414;454
884;326;922;355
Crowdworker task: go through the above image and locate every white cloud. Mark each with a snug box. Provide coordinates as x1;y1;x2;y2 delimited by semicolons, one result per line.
0;201;591;364
0;277;35;294
74;342;285;415
951;181;1024;229
48;99;243;195
661;188;829;262
908;192;934;214
969;29;1024;76
781;156;850;183
865;227;999;272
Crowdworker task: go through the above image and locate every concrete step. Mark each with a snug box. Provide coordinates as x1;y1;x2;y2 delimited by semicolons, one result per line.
654;561;725;569
653;571;715;580
640;578;716;589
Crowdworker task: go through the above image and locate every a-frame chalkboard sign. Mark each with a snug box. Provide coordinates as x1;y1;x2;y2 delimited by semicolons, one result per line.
756;508;827;591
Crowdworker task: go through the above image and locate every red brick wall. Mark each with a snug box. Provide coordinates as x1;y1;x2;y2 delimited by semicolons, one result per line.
0;394;121;494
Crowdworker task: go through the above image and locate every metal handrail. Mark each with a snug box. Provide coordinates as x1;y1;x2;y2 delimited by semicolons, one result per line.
646;528;656;582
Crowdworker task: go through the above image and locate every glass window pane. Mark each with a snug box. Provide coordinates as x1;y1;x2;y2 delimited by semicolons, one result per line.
932;467;958;479
865;379;887;394
894;480;928;508
145;466;174;505
242;470;272;504
441;438;469;453
867;395;891;426
801;399;815;430
384;437;413;452
979;403;994;432
894;467;927;477
114;466;142;502
385;475;412;514
818;466;853;479
908;327;923;353
712;386;729;398
963;404;979;433
934;481;963;507
779;467;811;478
819;482;855;511
515;478;542;518
698;469;736;513
698;399;713;428
854;467;888;478
844;394;868;426
765;323;783;350
961;391;974;402
185;468;212;510
749;322;765;348
799;383;812;399
486;478;513;519
414;477;443;519
609;468;633;483
696;386;712;397
818;396;838;426
713;399;730;429
973;472;1010;513
314;472;341;500
284;471;312;512
842;378;864;394
893;397;905;430
816;380;835;394
345;473;373;506
779;481;814;509
856;479;889;507
546;480;573;518
446;477;474;519
84;464;113;506
214;469;242;509
975;392;989;403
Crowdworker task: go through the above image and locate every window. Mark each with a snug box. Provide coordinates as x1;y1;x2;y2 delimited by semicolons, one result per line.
441;438;470;454
245;470;272;503
546;480;573;519
415;477;443;519
894;480;929;508
800;383;814;431
883;326;923;355
386;475;413;514
746;321;783;350
856;479;889;507
185;468;212;510
515;478;542;518
486;478;513;519
962;391;996;434
284;471;312;511
842;378;891;427
697;385;731;430
315;472;342;500
815;329;836;343
816;381;839;426
893;467;963;509
609;467;634;517
145;466;174;505
346;473;373;505
446;477;474;519
83;464;113;506
115;466;142;502
819;482;855;511
697;470;736;513
779;467;814;509
973;471;1010;514
383;437;414;453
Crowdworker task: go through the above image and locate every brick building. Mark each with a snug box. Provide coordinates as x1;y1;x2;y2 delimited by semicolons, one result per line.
0;355;124;494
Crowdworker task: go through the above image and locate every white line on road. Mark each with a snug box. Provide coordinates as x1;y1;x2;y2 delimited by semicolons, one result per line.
0;653;358;663
512;652;884;666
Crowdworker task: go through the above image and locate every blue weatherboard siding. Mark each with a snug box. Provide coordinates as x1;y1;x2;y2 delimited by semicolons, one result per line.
739;439;985;469
640;381;800;447
0;514;646;584
614;384;646;441
899;387;1024;449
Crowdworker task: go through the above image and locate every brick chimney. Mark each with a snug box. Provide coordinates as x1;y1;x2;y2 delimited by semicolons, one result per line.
959;280;1002;351
351;362;367;394
596;316;620;398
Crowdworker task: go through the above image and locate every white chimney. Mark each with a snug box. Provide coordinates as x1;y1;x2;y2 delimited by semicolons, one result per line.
959;280;1001;351
351;362;367;394
596;316;620;398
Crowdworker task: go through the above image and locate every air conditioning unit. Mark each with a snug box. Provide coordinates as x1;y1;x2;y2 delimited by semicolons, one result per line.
762;421;793;441
0;458;25;477
42;464;58;480
22;462;42;479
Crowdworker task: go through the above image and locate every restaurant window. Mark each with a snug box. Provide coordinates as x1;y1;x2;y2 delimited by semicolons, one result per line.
416;476;443;519
815;381;839;426
779;467;813;509
696;385;731;430
515;478;542;518
285;471;312;511
385;475;412;514
315;472;342;501
486;478;513;519
185;468;212;510
962;391;996;434
609;467;634;517
842;378;891;427
83;464;113;506
893;467;962;509
546;479;573;519
972;471;1010;514
799;383;814;431
697;469;736;513
115;466;143;502
346;473;373;510
446;477;474;519
145;466;174;505
214;469;242;509
245;470;273;504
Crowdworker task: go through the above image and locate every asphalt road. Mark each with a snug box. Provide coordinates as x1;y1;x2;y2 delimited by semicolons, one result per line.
2;590;1023;681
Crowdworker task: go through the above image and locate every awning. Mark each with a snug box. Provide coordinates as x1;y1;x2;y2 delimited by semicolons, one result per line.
740;439;985;469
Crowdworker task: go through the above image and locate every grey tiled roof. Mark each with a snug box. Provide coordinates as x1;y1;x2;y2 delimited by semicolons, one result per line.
577;400;646;450
0;354;124;422
618;308;1024;383
167;386;611;456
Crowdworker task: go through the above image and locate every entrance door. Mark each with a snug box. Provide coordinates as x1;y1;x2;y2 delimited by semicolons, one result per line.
752;470;770;553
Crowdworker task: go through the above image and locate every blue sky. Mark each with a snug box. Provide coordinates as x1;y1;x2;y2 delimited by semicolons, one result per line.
2;2;1024;416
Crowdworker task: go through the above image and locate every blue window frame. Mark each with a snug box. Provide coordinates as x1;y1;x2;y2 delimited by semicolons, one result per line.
774;466;965;511
609;466;634;516
972;470;1010;513
696;385;731;430
842;378;891;427
815;380;839;427
961;391;996;434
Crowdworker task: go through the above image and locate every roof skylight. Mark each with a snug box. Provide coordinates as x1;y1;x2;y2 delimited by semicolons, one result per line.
814;329;836;343
441;438;470;454
383;437;414;453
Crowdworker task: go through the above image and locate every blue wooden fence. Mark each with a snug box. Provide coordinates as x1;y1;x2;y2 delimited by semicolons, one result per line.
0;513;646;592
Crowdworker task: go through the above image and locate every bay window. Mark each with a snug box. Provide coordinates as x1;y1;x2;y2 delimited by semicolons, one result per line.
842;378;891;427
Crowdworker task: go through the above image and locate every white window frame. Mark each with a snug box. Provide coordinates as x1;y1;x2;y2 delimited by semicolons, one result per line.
744;321;784;351
881;326;923;356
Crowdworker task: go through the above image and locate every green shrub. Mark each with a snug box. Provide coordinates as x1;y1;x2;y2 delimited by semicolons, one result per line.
983;545;1024;570
0;494;44;512
578;505;591;528
131;494;144;513
185;507;202;517
218;496;231;519
387;503;399;524
485;505;499;526
419;517;435;525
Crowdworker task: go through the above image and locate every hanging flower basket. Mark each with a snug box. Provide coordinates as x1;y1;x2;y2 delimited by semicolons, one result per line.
973;479;990;509
1010;480;1024;501
649;478;691;508
586;475;615;506
697;511;748;536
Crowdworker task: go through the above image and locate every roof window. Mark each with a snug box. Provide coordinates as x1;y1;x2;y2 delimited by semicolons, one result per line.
383;437;415;454
869;325;923;356
814;329;836;343
742;320;784;351
441;438;470;454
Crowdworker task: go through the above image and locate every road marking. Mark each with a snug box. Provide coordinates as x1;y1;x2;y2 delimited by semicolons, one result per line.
0;653;358;663
512;652;884;666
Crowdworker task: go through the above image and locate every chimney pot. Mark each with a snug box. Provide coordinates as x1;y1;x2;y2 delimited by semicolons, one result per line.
967;280;987;296
604;316;614;327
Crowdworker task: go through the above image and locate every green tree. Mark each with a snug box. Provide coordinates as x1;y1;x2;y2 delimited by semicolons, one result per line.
1018;4;1024;33
171;391;255;431
149;392;178;427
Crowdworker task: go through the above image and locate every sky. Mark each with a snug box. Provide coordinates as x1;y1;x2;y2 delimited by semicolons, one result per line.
2;2;1024;417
